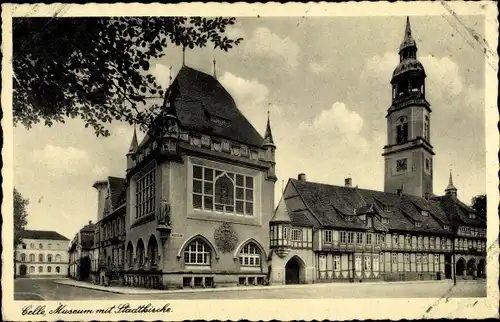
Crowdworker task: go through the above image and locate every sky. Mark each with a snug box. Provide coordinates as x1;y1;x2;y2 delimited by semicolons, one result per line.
14;15;487;239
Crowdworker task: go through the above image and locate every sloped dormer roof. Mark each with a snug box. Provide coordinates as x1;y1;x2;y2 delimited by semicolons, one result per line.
289;178;452;234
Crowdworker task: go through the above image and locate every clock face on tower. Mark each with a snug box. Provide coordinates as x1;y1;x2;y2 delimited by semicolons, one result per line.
396;158;407;172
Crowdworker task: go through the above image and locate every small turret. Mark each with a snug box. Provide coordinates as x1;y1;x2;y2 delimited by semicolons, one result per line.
269;196;291;258
445;171;457;198
126;127;138;172
159;81;181;156
262;110;277;180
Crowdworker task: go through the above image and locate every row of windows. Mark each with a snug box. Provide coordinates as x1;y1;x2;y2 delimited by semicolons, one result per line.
98;217;125;241
22;243;62;250
458;226;486;237
26;266;62;273
281;228;304;241
20;254;62;262
192;165;255;216
324;231;386;245
390;253;440;264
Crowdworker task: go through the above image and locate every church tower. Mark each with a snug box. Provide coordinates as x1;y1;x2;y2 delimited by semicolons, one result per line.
383;17;434;198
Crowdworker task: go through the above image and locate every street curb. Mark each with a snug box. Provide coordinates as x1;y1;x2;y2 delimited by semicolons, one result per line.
53;279;460;295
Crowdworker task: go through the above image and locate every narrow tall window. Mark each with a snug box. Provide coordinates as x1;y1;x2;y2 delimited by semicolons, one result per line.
424;116;430;141
136;167;156;219
325;230;333;243
396;117;409;144
38;254;44;262
48;254;52;262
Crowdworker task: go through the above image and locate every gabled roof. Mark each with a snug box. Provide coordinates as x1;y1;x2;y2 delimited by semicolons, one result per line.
289;178;452;234
19;230;69;241
270;196;291;223
108;176;127;209
139;65;264;148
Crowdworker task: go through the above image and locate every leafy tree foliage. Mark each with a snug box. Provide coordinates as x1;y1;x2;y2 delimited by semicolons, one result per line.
14;188;29;248
471;194;486;218
13;17;243;137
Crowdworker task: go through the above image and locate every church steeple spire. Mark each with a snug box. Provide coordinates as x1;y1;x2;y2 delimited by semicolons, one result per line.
445;170;458;197
399;16;418;59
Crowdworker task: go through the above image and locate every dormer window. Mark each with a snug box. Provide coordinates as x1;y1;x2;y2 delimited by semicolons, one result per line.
210;115;231;127
415;221;422;227
443;224;450;230
381;217;389;224
344;215;354;221
421;210;429;217
468;213;476;219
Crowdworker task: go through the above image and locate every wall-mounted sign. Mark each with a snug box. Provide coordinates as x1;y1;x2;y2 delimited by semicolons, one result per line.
171;233;184;238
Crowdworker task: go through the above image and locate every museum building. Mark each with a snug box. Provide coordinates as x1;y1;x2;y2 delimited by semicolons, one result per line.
106;64;278;289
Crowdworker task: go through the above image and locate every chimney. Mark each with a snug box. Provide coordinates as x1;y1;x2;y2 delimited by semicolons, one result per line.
88;220;92;225
298;173;307;181
345;178;352;188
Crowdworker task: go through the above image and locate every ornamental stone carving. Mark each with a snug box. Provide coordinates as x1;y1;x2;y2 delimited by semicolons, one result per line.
214;222;238;253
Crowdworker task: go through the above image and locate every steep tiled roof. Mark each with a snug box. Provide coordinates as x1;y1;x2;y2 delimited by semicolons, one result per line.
19;230;69;241
289;212;314;227
140;66;264;148
289;179;452;234
108;176;127;209
433;195;486;228
80;222;96;232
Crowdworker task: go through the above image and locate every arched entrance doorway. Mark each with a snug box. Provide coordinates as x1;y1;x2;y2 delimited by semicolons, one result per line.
19;264;27;276
456;258;466;277
466;258;476;277
285;255;305;285
477;259;486;278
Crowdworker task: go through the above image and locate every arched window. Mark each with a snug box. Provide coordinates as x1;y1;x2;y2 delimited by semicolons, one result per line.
396;116;409;144
56;243;60;248
39;243;43;249
184;239;211;265
29;266;35;273
424;116;430;141
48;254;53;262
147;235;159;267
20;253;26;261
48;266;52;273
56;266;60;273
136;239;145;267
39;254;44;262
214;174;234;212
29;254;35;262
126;242;134;268
239;243;262;267
38;266;43;273
55;254;61;262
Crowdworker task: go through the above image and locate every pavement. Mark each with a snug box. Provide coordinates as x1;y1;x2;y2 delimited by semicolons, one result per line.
14;278;486;300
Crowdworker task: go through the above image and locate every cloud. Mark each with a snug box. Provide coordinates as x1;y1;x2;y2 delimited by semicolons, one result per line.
244;27;300;68
309;61;328;74
299;102;364;136
31;145;108;177
219;72;281;134
150;63;180;89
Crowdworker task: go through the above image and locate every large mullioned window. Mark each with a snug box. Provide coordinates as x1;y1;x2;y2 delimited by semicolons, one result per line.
184;239;211;265
192;165;254;216
239;243;261;267
136;167;156;219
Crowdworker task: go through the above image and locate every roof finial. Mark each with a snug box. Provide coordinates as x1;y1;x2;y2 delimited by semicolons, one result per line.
445;169;458;196
213;57;217;79
405;16;412;37
128;125;138;154
263;102;275;147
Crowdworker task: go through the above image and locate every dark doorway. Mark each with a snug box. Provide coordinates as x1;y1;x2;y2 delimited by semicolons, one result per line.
19;264;27;276
477;259;486;278
466;258;476;276
456;258;466;277
285;256;304;285
80;257;91;281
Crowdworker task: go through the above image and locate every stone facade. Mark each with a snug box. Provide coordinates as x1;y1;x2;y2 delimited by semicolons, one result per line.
15;231;70;278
